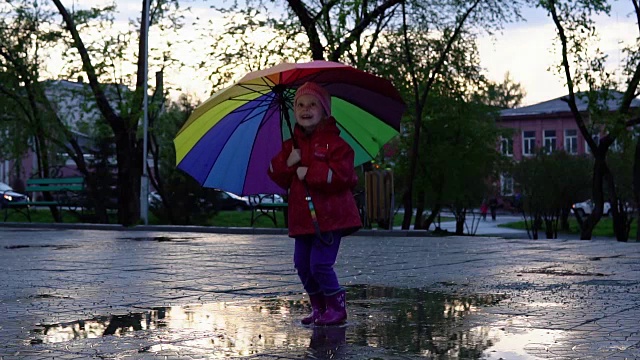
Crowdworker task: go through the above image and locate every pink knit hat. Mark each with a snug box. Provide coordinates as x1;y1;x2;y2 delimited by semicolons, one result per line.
294;82;331;116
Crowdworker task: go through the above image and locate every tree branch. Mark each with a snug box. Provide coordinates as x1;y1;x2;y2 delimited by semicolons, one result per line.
330;0;402;61
51;0;119;129
419;0;481;108
286;0;325;59
548;0;597;152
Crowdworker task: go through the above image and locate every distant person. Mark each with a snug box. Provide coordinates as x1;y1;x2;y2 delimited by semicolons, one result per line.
480;201;488;221
268;82;362;326
489;197;498;221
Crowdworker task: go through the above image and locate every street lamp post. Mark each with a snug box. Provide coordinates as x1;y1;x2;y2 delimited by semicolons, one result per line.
140;0;150;225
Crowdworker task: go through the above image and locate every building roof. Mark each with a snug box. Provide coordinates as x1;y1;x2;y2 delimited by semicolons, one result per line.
44;79;128;137
499;91;640;118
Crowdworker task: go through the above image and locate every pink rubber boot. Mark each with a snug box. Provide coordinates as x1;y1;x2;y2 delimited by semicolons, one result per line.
315;290;346;326
301;293;325;325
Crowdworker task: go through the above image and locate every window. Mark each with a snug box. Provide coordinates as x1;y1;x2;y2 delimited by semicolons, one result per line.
0;160;7;184
543;130;556;153
523;131;536;156
564;129;578;154
500;137;513;156
501;174;514;196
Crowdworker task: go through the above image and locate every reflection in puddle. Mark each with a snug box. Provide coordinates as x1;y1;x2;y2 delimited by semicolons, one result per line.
347;285;506;358
478;326;564;359
29;285;542;358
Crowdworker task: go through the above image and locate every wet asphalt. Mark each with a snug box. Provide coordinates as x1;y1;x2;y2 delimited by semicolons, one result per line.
0;223;639;359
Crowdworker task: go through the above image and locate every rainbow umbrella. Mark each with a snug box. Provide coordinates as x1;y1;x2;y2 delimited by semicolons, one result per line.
174;60;405;196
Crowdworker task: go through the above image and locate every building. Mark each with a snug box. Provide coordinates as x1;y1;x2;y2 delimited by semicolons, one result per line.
0;79;125;189
496;91;640;197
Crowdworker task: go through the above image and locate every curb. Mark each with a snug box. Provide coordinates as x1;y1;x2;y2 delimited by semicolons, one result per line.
0;221;442;238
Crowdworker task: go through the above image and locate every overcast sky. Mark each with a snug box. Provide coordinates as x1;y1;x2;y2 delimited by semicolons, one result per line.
61;0;638;107
477;1;636;106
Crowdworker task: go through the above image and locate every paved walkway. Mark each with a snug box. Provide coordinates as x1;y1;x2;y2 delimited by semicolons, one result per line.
1;224;639;359
430;213;529;237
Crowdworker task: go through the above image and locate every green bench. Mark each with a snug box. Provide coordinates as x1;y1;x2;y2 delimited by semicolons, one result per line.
249;194;288;227
3;177;85;222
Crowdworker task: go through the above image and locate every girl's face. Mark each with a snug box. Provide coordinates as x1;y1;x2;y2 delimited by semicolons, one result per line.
294;94;325;133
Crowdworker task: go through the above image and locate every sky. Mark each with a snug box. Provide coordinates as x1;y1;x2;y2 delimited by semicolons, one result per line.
60;0;638;107
477;1;637;106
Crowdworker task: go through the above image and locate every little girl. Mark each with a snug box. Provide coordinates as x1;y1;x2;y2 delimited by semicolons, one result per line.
268;82;362;326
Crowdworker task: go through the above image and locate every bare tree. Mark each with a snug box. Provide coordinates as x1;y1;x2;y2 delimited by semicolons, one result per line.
51;0;182;225
541;0;640;240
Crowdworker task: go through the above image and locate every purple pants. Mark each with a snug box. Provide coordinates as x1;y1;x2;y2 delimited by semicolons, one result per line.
294;231;342;296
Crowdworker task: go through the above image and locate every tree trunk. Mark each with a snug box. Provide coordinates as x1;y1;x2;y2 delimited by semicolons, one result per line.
32;128;62;223
544;218;554;239
455;216;464;235
115;135;142;226
634;138;640;242
544;214;558;239
560;208;570;231
414;190;426;229
532;215;542;240
402;187;414;229
423;203;442;230
84;175;110;223
580;155;607;239
602;159;630;242
611;209;630;242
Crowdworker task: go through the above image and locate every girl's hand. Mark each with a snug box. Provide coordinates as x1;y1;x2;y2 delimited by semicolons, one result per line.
296;166;308;180
287;149;301;167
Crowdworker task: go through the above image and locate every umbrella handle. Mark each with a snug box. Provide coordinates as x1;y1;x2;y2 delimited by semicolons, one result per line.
279;93;298;148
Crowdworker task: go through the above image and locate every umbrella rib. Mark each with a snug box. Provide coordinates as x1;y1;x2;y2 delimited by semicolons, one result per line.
224;96;277;118
337;124;377;159
235;83;275;93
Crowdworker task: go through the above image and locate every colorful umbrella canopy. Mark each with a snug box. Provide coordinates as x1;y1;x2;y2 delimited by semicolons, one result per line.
174;60;405;196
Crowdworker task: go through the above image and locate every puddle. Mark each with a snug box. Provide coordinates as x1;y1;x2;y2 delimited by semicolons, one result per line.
4;244;80;250
28;285;548;359
520;268;606;276
478;326;564;359
29;294;73;299
118;236;196;242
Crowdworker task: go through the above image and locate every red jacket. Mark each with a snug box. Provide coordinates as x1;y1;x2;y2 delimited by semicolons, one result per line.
268;117;362;237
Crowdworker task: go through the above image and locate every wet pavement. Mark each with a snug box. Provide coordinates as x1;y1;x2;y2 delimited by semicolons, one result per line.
1;225;639;359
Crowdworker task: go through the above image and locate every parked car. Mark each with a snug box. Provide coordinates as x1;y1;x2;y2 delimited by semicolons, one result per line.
148;190;251;211
248;194;285;205
0;182;29;208
217;190;251;211
572;199;611;216
148;191;162;208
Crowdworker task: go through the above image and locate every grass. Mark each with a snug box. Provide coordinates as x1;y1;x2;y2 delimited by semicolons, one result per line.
171;210;452;229
3;206;415;229
205;210;416;229
3;203;466;232
205;210;287;228
2;207;87;223
499;216;637;238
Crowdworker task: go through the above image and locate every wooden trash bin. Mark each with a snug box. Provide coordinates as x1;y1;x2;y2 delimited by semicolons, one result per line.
365;170;394;230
